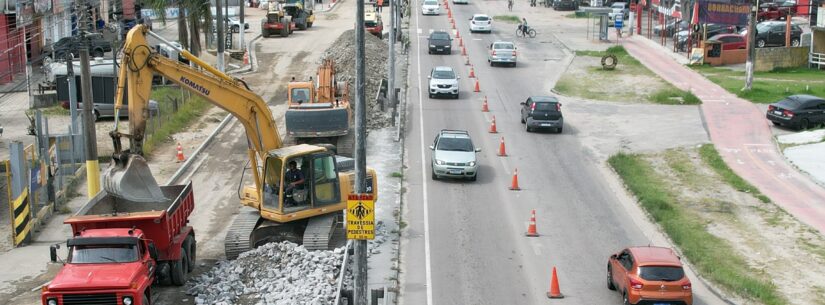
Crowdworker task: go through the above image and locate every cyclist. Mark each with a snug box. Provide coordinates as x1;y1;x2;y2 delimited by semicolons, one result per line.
518;18;529;36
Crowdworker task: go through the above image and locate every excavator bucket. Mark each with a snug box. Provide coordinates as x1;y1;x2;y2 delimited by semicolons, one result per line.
102;154;168;202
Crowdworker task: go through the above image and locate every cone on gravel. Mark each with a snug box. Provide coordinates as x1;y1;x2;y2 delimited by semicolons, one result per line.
509;168;521;190
547;267;564;299
469;65;476;78
176;143;186;162
474;79;480;92
481;96;489;112
525;209;539;236
497;136;507;156
489;115;498;133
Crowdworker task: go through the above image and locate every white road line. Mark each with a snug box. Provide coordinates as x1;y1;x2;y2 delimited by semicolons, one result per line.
415;4;435;305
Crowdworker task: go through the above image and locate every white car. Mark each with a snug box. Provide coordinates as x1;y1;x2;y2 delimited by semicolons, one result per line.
421;0;440;15
469;14;492;33
428;66;460;99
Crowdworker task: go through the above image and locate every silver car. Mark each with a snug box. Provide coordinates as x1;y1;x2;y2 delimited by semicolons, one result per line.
488;41;517;67
430;130;480;181
428;66;460;99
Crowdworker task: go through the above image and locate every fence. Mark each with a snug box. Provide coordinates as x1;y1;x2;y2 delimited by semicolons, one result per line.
1;142;49;249
143;86;197;151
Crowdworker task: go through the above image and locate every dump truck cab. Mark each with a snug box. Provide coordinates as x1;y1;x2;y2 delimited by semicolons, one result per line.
365;6;384;38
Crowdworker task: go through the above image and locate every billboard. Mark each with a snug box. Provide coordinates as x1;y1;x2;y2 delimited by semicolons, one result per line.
698;0;750;26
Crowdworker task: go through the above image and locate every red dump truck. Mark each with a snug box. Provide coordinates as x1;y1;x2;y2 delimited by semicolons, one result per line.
41;182;195;305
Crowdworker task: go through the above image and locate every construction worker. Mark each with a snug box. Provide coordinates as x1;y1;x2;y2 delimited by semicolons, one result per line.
377;0;384;12
284;161;306;206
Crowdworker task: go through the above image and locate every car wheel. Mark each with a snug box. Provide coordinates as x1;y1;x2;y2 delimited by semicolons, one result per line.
525;124;531;132
93;110;101;122
623;291;631;305
520;116;525;124
511;62;517;67
431;167;438;180
791;38;800;47
429;93;434;98
757;39;766;48
607;264;616;290
468;173;477;181
233;25;240;33
92;49;104;58
772;121;780;126
454;93;459;99
557;126;563;134
143;289;151;305
428;50;432;54
799;119;810;130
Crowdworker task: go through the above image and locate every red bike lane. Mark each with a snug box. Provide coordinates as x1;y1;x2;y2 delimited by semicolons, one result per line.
622;37;825;234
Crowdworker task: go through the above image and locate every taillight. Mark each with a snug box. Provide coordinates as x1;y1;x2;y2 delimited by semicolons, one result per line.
783;110;794;117
682;282;692;291
556;103;561;111
629;277;644;290
512;51;517;56
531;103;536;111
768;105;775;111
492;50;497;56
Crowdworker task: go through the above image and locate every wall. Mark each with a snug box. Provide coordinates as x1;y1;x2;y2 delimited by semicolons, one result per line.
0;14;27;84
754;46;809;71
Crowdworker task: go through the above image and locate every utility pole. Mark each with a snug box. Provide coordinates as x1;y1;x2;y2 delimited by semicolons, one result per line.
388;0;396;107
240;0;245;50
66;55;79;133
354;0;368;303
79;0;101;198
217;0;226;72
744;1;758;90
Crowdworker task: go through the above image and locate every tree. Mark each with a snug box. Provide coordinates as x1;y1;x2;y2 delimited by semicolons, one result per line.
145;0;213;56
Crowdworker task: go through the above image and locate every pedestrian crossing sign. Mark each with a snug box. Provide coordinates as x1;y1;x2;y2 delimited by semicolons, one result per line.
347;194;375;240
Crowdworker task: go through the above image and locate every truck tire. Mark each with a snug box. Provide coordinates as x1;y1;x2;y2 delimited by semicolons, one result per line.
297;14;308;30
280;19;289;37
262;28;270;38
170;248;188;286
92;49;105;58
143;290;151;305
184;235;196;272
307;21;313;28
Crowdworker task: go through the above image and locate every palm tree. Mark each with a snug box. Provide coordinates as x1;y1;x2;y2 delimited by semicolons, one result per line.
145;0;213;56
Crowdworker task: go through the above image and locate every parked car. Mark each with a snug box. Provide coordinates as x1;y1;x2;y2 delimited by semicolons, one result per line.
754;21;802;47
428;30;452;54
607;247;693;305
421;0;440;15
707;33;747;50
553;0;579;10
520;96;563;133
47;33;113;59
703;23;739;37
758;3;790;21
766;95;825;130
608;2;629;25
654;20;688;37
430;129;481;181
453;0;469;5
469;14;493;33
488;41;517;67
428;66;460;99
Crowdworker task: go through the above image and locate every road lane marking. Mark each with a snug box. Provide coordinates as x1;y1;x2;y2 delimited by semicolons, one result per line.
417;28;423;34
415;4;434;305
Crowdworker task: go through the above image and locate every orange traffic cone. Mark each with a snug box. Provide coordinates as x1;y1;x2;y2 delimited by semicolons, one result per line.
448;9;452;18
243;51;250;65
526;210;539;236
461;46;467;56
509;168;521;190
473;79;480;92
456;30;460;39
547;267;564;299
489;116;498;133
497;136;507;156
481;96;489;112
176;143;186;162
459;37;464;47
469;65;476;78
452;21;456;30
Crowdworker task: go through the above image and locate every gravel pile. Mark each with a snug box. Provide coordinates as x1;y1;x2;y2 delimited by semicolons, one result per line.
323;30;392;130
187;242;345;305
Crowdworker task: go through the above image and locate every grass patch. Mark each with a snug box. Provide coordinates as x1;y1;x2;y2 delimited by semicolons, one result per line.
142;87;211;155
649;88;702;105
608;152;785;305
565;12;590;18
26;105;70;116
663;149;703;189
493;15;521;23
691;65;825;104
698;144;771;203
390;171;403;178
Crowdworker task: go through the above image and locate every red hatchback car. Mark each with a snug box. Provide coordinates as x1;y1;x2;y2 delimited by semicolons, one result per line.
607;246;693;305
708;33;747;50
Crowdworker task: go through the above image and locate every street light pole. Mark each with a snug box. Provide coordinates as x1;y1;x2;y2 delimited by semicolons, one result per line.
354;0;368;303
745;0;758;90
217;0;226;72
79;0;101;198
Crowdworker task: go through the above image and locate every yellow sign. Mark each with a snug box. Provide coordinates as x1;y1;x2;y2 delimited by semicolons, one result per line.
347;194;375;240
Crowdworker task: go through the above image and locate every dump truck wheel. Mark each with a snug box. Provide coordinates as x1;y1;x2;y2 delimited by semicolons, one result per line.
184;235;196;272
170;248;187;286
262;28;270;38
280;20;289;37
307;22;313;28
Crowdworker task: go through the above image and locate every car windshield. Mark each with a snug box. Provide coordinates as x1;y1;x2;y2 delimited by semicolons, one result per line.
533;102;557;111
493;43;514;49
431;33;450;40
474;16;490;21
756;23;773;32
424;0;437;5
638;266;685;281
437;137;474;152
432;70;455;79
366;20;378;26
70;245;139;264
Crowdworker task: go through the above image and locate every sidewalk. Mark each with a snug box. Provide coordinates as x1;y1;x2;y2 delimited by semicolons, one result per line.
622;35;825;235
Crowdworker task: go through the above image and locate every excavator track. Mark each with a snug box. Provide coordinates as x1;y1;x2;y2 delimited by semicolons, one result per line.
224;209;261;260
335;127;356;158
303;213;344;250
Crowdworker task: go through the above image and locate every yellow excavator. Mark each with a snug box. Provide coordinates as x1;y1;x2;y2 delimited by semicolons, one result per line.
105;25;377;260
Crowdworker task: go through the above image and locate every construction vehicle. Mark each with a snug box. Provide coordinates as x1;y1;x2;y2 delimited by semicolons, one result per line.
262;0;296;38
284;0;315;30
106;25;377;260
285;59;355;157
42;181;196;305
365;6;384;39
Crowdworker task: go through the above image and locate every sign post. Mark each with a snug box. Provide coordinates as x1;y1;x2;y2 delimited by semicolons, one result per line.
347;194;375;240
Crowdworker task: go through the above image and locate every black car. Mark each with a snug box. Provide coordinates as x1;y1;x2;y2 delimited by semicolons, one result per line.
427;31;452;54
553;0;579;10
47;33;113;59
654;20;688;37
754;21;803;47
520;96;564;133
766;95;825;130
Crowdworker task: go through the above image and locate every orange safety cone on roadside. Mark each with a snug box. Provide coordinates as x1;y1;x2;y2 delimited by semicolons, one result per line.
459;37;464;47
526;209;539;236
452;21;456;30
497;136;507;156
469;65;476;78
448;9;452;18
461;46;467;56
547;267;564;299
456;30;460;39
176;143;186;162
509;168;521;190
243;51;250;65
489;115;498;133
481;96;489;112
473;79;480;92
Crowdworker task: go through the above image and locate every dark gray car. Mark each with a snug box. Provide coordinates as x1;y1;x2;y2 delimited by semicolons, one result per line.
427;31;452;54
766;95;825;130
520;96;563;133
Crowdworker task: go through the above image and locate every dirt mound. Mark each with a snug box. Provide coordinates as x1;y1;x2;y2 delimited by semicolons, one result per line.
323;29;392;130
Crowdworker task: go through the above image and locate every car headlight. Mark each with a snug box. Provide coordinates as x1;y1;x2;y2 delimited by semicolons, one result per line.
430;84;438;89
47;299;57;305
435;159;444;165
468;161;476;167
123;296;133;305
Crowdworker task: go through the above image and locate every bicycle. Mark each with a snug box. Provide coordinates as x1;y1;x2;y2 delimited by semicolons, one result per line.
516;26;536;38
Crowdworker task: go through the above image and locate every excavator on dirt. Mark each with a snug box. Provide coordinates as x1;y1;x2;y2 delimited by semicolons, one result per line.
285;59;355;157
103;24;377;260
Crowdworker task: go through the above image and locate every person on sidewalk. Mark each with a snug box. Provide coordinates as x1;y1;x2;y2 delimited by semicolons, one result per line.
508;0;514;11
376;0;384;12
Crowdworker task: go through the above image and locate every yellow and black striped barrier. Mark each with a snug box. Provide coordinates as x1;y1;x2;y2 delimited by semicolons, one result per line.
10;188;31;246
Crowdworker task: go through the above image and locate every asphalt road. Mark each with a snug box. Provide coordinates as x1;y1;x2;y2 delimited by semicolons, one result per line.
399;1;728;305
